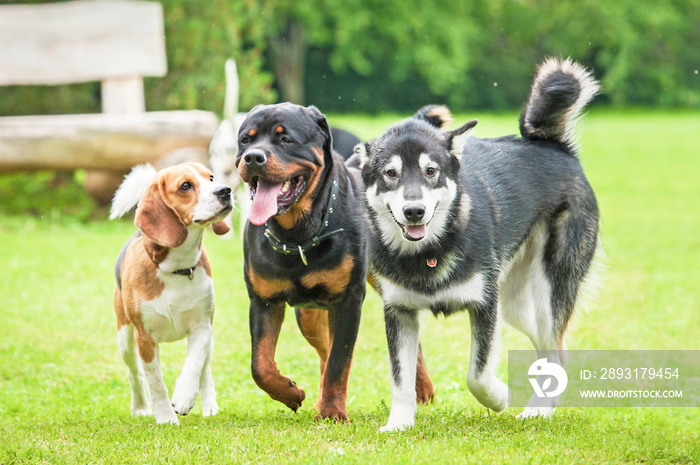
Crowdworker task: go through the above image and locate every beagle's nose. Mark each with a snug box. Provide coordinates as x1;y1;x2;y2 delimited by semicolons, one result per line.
215;186;232;202
403;203;426;223
243;149;267;167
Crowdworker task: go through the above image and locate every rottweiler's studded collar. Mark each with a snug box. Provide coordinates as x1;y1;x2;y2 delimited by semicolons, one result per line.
263;172;344;266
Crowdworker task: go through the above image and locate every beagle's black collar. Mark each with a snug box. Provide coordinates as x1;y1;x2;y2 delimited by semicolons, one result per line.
139;231;198;280
171;265;197;280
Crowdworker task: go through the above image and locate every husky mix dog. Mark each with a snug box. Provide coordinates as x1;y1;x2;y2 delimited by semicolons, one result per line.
354;58;601;431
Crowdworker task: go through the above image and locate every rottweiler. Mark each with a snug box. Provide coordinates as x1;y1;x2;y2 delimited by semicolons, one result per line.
235;103;437;421
235;103;368;421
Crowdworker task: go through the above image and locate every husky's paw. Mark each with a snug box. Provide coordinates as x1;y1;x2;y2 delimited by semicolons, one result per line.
379;421;413;433
467;376;509;413
379;404;416;432
516;406;555;420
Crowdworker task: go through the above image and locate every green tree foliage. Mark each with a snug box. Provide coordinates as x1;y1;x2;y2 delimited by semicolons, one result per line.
303;0;700;111
0;0;697;116
261;0;480;108
149;0;275;113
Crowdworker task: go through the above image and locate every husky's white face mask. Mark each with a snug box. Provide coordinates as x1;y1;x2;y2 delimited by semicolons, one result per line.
357;118;476;255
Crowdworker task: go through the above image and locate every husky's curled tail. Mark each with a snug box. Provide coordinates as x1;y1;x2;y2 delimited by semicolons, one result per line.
519;58;599;152
412;104;454;130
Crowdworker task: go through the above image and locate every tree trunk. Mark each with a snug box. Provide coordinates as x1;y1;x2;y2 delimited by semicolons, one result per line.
269;20;307;105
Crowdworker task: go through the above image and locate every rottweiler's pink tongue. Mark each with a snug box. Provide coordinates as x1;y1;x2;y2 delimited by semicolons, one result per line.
405;224;427;239
249;179;283;225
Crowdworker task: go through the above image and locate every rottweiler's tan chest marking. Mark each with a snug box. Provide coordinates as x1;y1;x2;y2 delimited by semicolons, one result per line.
301;254;355;295
247;266;294;299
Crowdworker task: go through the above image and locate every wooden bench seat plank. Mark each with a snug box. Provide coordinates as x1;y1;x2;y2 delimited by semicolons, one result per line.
0;0;167;86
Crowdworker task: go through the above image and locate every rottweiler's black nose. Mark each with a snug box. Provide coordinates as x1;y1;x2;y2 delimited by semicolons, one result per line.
403;203;426;223
243;149;267;168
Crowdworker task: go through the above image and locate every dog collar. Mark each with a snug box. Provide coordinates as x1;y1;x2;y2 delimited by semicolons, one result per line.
263;172;344;266
172;265;197;280
141;235;198;280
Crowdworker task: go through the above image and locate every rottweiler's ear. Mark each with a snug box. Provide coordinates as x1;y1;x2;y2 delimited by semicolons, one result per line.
307;105;332;158
135;180;188;248
247;104;264;116
445;119;478;160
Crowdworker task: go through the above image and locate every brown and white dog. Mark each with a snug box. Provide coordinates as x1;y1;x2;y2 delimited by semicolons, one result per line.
110;163;232;424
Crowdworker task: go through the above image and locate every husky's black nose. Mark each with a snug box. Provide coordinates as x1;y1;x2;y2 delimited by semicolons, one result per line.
403;203;425;223
243;149;267;170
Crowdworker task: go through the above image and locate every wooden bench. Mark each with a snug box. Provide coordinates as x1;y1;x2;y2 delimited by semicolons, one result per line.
0;0;219;202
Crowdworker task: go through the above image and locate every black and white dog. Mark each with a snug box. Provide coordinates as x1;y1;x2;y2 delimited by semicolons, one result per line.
354;58;601;431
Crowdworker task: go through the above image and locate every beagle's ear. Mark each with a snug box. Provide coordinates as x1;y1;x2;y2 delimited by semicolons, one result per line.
135;180;188;248
212;220;231;236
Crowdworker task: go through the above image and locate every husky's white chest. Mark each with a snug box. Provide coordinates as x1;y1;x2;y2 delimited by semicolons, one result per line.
140;268;214;343
376;272;486;311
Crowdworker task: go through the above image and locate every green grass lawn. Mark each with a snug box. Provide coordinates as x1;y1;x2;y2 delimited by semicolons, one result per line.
0;110;698;464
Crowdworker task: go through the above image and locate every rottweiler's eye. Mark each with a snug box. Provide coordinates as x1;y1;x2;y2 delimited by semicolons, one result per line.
426;167;437;176
280;135;293;144
240;136;251;145
385;169;397;178
180;182;192;192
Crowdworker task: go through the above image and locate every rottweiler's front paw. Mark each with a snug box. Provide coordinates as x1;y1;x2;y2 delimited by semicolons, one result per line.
316;404;349;423
277;379;306;412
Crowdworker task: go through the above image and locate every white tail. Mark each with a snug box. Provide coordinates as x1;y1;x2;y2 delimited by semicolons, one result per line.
109;164;158;219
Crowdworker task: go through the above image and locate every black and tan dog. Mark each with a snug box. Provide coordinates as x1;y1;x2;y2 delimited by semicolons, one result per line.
234;103;371;421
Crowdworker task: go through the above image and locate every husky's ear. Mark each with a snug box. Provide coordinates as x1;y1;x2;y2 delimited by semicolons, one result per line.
354;141;373;169
445;119;478;160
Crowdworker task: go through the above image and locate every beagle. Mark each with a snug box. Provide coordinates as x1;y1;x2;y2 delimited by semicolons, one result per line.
110;163;232;425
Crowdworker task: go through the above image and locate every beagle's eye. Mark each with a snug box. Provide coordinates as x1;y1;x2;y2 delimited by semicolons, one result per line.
210;175;214;182
426;167;437;176
180;182;192;192
385;169;397;178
